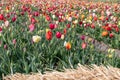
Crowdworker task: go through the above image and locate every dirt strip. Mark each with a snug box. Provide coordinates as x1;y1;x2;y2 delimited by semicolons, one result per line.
78;34;120;57
3;64;120;80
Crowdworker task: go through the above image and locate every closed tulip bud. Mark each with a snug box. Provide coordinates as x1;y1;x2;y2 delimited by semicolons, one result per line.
12;16;17;22
65;42;71;50
12;39;16;44
80;35;85;40
46;30;52;40
29;24;35;32
61;34;64;40
68;17;72;22
4;20;9;27
56;31;62;39
49;23;55;30
52;15;56;19
82;42;87;49
0;14;4;20
109;33;114;38
73;20;78;24
4;44;7;49
0;27;2;33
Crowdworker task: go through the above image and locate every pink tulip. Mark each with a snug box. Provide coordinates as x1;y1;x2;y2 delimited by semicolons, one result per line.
12;39;16;44
31;18;36;24
4;44;7;49
82;42;87;49
29;24;35;32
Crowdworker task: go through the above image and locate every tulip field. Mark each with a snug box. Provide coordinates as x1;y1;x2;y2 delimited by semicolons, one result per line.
0;0;120;79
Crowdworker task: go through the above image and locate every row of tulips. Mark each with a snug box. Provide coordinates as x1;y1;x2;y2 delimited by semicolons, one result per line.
0;0;120;79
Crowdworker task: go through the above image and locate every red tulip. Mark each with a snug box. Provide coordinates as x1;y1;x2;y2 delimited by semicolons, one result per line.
6;13;10;18
91;23;95;29
109;33;114;38
56;31;61;39
80;35;85;40
63;28;67;35
46;15;51;21
106;17;109;20
12;16;17;22
0;14;4;20
115;27;119;32
21;12;24;16
79;21;83;25
46;31;52;40
66;24;70;28
0;27;2;32
93;16;98;21
112;24;117;28
105;27;112;31
33;11;39;16
49;23;55;30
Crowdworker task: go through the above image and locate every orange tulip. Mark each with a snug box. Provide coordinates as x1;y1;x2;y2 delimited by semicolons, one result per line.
102;31;108;37
99;16;104;21
65;42;71;50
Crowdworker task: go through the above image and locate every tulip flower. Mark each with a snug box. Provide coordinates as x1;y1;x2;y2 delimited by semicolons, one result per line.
32;35;41;43
46;15;51;21
49;23;55;30
0;27;2;33
66;24;71;28
109;33;114;38
4;44;7;49
29;24;35;32
46;30;52;40
73;20;78;24
67;17;72;22
105;27;112;31
12;39;16;44
31;18;37;24
61;34;64;40
64;41;71;50
102;31;108;37
82;42;87;49
108;54;113;58
0;14;4;20
52;15;56;19
56;31;62;39
118;21;120;26
12;16;17;22
33;11;39;16
80;35;85;40
4;20;9;27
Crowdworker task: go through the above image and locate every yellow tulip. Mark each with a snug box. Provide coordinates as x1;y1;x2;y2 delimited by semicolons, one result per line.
46;29;50;33
108;54;113;58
